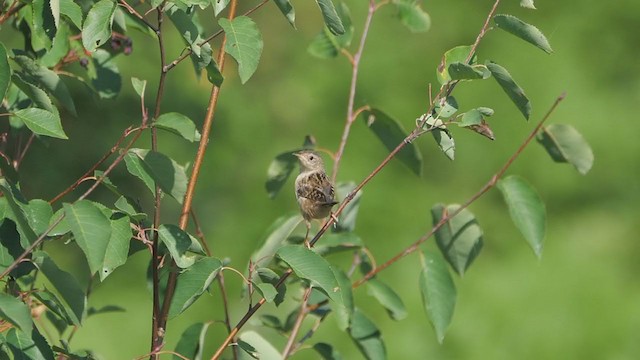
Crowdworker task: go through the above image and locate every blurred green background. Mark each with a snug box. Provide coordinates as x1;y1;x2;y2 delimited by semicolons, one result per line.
6;0;640;358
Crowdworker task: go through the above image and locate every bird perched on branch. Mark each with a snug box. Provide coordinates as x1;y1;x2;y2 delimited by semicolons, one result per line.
294;150;338;247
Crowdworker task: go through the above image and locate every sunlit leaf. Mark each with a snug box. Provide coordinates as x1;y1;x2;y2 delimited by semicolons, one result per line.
33;251;85;325
238;331;281;359
169;257;222;318
154;112;201;142
253;282;278;303
31;0;56;50
316;0;345;35
520;0;536;9
82;0;117;52
12;108;67;139
100;213;132;281
498;175;546;258
437;45;474;84
366;280;407;321
5;328;55;360
124;150;156;195
0;43;10;101
431;203;483;276
174;322;211;360
64;200;112;275
0;293;33;334
537;124;593;175
22;199;52;236
256;268;286;306
59;0;83;29
486;61;531;120
419;250;456;343
362;108;422;176
273;0;295;27
219;16;263;84
494;14;552;54
349;309;386;360
448;62;490;81
129;148;189;203
157;224;199;269
131;77;146;98
40;23;71;68
11;73;55;112
394;0;431;33
332;267;354;331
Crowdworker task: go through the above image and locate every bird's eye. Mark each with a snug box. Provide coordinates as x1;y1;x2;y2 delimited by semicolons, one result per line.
309;155;314;160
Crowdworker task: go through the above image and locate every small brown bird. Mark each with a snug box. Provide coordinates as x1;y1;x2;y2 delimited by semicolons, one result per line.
294;150;338;247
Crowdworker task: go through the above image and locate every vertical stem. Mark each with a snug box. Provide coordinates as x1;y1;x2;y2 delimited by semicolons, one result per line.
281;287;312;358
331;0;376;181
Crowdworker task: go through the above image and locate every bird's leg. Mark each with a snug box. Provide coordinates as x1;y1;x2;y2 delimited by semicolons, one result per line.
304;220;311;249
330;212;339;228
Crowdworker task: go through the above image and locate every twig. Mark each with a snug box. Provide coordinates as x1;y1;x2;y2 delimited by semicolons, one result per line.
353;93;566;286
118;0;158;33
282;287;312;358
0;0;25;25
163;0;269;72
331;0;377;182
14;133;35;170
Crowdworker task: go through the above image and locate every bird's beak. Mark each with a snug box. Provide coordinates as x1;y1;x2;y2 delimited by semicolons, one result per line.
293;152;302;159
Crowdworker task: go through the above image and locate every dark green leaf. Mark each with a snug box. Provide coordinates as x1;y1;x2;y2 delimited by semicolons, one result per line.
349;309;386;360
33;251;85;325
458;109;483;127
486;61;531;120
131;77;146;98
167;7;205;57
366;280;407;321
5;328;55;360
276;245;343;306
419;250;456;343
308;2;352;59
250;213;301;264
362;108;422;176
114;196;146;221
332;267;354;331
88;49;121;99
259;314;283;331
124;151;155;195
154;112;201;142
0;43;10;101
498;176;546;257
273;0;295;27
205;59;224;86
477;107;494;116
129;148;189;203
314;232;363;256
316;0;345;35
100;213;132;281
314;343;343;360
219;16;263;84
332;182;360;233
174;322;211;360
448;62;489;80
537;124;593;175
168;257;222;318
59;0;83;29
0;220;35;278
238;331;280;359
265;151;297;198
32;290;74;328
11;73;55;112
437;45;474;84
256;268;286;306
494;14;552;54
12;108;67;139
0;293;33;333
40;23;71;68
64;200;112;275
0;179;37;247
431;203;483;276
82;0;117;52
158;224;198;268
394;0;431;33
86;305;125;316
31;0;57;50
13;55;77;116
253;282;277;303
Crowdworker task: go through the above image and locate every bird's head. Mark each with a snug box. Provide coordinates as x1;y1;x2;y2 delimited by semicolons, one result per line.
294;150;325;172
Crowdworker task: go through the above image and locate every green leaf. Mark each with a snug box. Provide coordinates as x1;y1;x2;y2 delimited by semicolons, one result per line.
219;16;263;84
250;213;302;264
520;0;536;9
32;290;74;328
332;267;354;331
129;148;189;203
314;343;343;360
276;245;343;305
431;203;483;276
88;49;121;99
12;108;67;139
316;0;345;35
100;213;132;281
349;309;386;360
253;282;278;303
394;0;431;33
169;257;222;318
256;268;286;306
494;14;552;54
59;0;83;29
273;0;295;27
314;232;362;256
40;23;71;68
486;61;531;120
5;328;55;360
154;112;201;142
0;293;33;333
50;0;60;29
174;322;211;360
124;151;156;195
0;180;38;247
307;2;353;59
131;77;146;98
434;96;458;118
205;59;224;86
23;199;53;236
167;7;205;56
86;305;125;316
64;200;112;275
11;73;55;112
419;250;456;344
114;196;146;221
431;127;455;161
213;0;230;16
31;0;57;50
366;280;407;321
362;108;422;176
0;43;10;101
332;182;361;233
437;45;474;84
448;62;490;81
13;55;77;116
82;0;117;52
265;151;297;199
33;251;85;325
458;109;483;127
238;331;281;359
498;175;546;258
158;224;198;268
537;124;594;175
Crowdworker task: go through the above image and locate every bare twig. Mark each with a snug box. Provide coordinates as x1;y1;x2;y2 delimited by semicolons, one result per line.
282;287;312;358
0;0;25;25
118;0;158;33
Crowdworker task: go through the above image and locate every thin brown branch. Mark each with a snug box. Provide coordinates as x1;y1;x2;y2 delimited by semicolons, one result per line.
282;287;312;358
353;93;566;286
163;0;269;72
0;0;25;25
331;0;377;182
216;273;238;360
14;133;35;170
118;0;158;33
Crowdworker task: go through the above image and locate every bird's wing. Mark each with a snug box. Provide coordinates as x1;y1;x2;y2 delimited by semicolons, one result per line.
297;172;336;205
